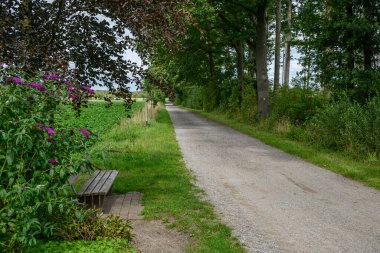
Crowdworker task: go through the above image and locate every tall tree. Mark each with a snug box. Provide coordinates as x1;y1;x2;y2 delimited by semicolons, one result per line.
0;0;188;91
235;41;245;91
255;0;270;117
296;0;380;101
274;0;282;92
283;0;292;87
215;0;271;117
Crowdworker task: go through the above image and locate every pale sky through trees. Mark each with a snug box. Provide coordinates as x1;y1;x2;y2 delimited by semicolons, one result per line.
94;47;301;92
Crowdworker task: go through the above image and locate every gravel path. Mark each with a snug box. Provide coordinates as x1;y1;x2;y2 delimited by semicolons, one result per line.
166;104;380;253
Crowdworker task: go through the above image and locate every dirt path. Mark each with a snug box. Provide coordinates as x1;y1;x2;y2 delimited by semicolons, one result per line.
166;105;380;253
104;192;189;253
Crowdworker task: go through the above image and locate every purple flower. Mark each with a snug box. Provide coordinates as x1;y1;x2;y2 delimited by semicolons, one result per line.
82;86;95;94
43;74;59;80
29;82;46;91
42;126;55;136
67;87;75;92
48;159;58;166
11;76;23;85
46;137;55;142
64;81;73;85
79;128;90;139
69;94;77;100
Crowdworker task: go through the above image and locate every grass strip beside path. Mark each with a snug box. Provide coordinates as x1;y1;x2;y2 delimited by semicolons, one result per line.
90;106;245;253
181;107;380;190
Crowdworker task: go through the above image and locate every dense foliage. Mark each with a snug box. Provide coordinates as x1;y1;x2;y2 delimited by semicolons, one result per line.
295;0;380;102
148;0;379;159
0;0;189;105
0;70;132;251
307;97;380;157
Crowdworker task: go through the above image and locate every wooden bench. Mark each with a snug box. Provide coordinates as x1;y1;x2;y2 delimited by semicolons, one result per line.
74;170;119;210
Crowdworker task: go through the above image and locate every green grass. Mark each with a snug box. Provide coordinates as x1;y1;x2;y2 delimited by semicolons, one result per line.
57;101;144;191
57;101;144;136
27;238;136;253
90;106;245;253
182;107;380;190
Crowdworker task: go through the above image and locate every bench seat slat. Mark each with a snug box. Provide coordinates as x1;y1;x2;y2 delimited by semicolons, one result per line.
81;171;110;195
79;171;104;195
99;170;118;194
76;169;118;210
77;170;119;197
91;170;114;195
77;170;101;196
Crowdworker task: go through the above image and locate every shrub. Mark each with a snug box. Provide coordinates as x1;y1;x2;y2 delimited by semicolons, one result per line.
239;85;258;124
286;124;310;142
183;86;204;109
0;69;97;250
26;238;136;253
270;86;326;125
307;96;380;158
51;208;132;242
227;86;240;114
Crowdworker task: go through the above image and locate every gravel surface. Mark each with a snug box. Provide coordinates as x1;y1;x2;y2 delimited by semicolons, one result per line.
167;104;380;253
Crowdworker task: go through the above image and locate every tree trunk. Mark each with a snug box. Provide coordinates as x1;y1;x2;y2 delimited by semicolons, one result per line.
306;43;311;89
274;0;281;93
345;3;355;90
235;41;244;102
208;50;216;78
362;0;373;71
235;41;244;86
283;0;292;88
255;3;270;118
20;0;32;71
248;43;257;91
206;50;218;111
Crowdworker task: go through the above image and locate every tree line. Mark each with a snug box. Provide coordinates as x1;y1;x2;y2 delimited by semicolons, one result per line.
145;0;379;159
147;0;380;117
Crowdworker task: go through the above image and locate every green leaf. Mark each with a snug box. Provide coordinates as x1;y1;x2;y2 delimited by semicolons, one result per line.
59;169;65;179
39;150;46;159
6;149;15;165
16;134;23;145
48;203;52;214
8;177;14;186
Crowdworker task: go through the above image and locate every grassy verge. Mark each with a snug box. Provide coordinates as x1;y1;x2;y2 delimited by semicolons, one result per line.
90;105;245;253
182;107;380;190
27;239;137;253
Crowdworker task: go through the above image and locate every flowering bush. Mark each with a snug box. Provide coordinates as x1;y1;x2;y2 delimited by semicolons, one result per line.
0;69;97;250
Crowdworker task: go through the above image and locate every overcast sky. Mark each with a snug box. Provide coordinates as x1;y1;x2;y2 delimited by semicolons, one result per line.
268;48;302;84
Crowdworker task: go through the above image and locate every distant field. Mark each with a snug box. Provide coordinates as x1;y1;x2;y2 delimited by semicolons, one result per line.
57;101;144;136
